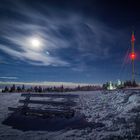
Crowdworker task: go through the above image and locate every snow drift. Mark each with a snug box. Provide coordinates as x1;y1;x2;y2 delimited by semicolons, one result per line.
0;90;140;140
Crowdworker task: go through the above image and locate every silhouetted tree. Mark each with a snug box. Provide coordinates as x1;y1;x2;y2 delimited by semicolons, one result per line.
34;86;38;92
10;84;16;92
60;85;64;92
38;86;42;92
17;86;21;92
2;86;9;92
22;85;25;91
132;80;138;87
102;82;109;89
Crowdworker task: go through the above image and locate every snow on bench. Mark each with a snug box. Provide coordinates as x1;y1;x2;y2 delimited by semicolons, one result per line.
21;93;79;98
8;93;79;118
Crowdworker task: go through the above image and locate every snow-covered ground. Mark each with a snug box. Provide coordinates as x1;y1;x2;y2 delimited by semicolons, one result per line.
1;90;140;140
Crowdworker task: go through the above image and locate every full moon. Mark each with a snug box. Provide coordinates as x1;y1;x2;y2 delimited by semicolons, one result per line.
29;37;42;51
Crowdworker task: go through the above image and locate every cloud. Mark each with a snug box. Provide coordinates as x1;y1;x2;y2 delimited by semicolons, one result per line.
0;0;122;69
0;45;69;66
0;77;18;79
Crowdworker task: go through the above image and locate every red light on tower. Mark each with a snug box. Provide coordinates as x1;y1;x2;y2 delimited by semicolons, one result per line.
130;52;136;60
130;31;136;82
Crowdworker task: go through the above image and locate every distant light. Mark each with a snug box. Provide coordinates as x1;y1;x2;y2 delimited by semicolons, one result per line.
130;52;136;60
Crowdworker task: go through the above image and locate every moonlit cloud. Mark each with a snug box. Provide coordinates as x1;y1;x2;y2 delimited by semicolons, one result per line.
0;44;69;66
0;0;122;69
0;0;130;83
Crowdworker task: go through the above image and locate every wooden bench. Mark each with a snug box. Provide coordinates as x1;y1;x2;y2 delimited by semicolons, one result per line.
8;93;79;118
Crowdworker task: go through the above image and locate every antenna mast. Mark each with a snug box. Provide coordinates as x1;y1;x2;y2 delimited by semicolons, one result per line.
131;31;136;82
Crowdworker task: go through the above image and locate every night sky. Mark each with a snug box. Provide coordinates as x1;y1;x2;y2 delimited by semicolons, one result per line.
0;0;140;84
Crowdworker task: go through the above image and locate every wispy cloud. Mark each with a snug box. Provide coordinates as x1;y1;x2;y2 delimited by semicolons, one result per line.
0;77;18;79
0;0;122;69
0;44;69;66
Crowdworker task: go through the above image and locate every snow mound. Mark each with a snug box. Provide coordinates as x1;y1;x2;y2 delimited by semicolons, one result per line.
1;91;140;139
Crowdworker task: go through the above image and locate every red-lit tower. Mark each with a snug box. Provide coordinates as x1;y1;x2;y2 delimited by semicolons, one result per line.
130;31;136;82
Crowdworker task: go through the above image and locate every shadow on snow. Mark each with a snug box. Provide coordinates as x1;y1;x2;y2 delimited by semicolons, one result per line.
2;112;105;132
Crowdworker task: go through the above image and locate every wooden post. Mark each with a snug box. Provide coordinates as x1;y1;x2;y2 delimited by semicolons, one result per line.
22;92;31;114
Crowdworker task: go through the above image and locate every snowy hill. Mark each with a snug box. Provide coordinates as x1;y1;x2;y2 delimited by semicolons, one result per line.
0;91;140;140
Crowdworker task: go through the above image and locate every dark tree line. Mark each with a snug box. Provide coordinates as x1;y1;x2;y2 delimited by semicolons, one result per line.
2;84;25;93
2;84;102;93
123;80;138;87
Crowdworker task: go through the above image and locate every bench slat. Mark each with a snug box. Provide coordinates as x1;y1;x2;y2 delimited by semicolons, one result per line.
21;93;78;98
8;107;74;116
19;100;76;106
8;107;21;111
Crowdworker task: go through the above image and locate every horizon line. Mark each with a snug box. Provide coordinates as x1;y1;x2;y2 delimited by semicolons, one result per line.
0;81;101;87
